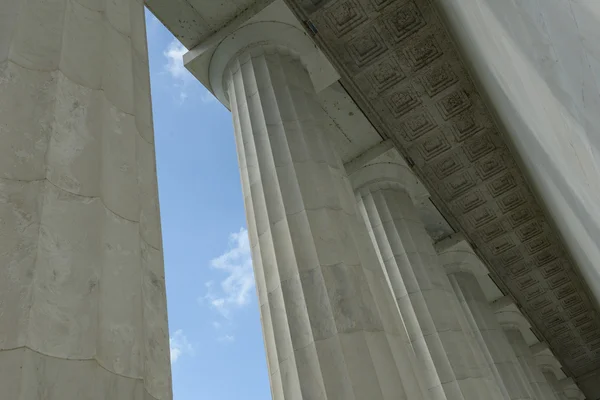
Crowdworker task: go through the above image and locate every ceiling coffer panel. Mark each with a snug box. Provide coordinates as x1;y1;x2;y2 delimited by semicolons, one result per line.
284;0;600;379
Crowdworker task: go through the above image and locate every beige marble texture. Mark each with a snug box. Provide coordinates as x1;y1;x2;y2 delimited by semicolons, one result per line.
440;244;537;400
499;312;560;400
0;0;171;398
354;165;504;400
225;44;428;400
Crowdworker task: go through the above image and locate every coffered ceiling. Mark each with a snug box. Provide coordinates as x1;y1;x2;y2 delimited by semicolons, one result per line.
282;0;600;381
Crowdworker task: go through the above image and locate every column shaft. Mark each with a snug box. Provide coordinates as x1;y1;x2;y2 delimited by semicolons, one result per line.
543;371;568;400
0;0;171;398
357;185;502;400
227;46;426;400
449;272;534;400
504;328;559;400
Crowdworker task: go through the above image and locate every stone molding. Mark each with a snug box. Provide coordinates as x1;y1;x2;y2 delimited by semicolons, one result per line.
496;310;532;335
437;240;489;277
350;160;428;202
184;19;339;107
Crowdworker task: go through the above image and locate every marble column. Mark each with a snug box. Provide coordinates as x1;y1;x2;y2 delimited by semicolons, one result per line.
498;311;559;400
353;165;503;400
439;243;535;400
0;0;172;398
561;380;585;400
542;371;568;400
225;45;427;400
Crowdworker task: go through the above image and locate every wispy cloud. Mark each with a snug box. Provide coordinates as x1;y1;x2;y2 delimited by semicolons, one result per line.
164;39;189;81
170;329;194;364
163;39;217;105
218;334;235;343
203;228;255;319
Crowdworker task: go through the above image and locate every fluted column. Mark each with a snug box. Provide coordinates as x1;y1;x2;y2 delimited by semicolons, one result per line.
542;371;568;400
353;168;503;400
0;0;171;398
502;325;559;400
439;244;534;400
225;45;427;400
561;380;585;400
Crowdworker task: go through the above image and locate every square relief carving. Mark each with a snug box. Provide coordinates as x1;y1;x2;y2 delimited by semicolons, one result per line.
398;111;436;142
475;153;508;181
443;171;477;200
497;189;528;214
346;27;388;68
562;293;583;310
476;221;507;243
430;151;464;180
548;273;571;290
497;248;524;267
463;133;496;162
565;302;587;319
508;261;533;278
369;0;395;11
516;273;539;291
489;236;516;255
419;63;459;97
532;248;560;267
384;86;421;117
452;189;486;214
516;221;544;242
527;291;551;307
436;90;471;120
487;172;518;197
451;112;485;142
324;0;367;37
507;206;536;228
416;133;451;161
364;54;406;94
524;236;552;255
465;205;498;230
403;35;444;71
381;1;426;43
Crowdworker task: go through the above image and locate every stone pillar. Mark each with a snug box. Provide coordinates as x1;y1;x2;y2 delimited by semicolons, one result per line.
542;371;568;400
353;163;503;400
225;45;427;400
0;0;171;398
498;311;560;400
560;379;585;400
439;244;535;400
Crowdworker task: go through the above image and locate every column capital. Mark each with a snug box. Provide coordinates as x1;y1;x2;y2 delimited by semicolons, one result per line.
495;309;532;334
534;350;563;377
350;157;428;203
490;295;516;312
529;341;550;355
184;20;338;107
436;238;490;277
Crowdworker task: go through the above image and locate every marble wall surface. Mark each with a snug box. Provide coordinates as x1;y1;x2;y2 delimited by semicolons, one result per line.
0;0;172;398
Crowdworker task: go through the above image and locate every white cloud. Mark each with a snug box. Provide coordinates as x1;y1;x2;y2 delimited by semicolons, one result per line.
203;228;255;319
170;330;194;364
164;39;189;81
218;335;235;343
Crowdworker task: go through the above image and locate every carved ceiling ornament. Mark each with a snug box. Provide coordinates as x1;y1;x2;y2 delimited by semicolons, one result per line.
285;0;600;380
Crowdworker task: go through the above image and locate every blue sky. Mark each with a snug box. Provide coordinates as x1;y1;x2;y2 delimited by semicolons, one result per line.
145;10;270;400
